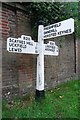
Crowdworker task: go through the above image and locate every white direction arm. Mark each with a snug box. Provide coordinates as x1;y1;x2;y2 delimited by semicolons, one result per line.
7;36;39;54
43;41;59;56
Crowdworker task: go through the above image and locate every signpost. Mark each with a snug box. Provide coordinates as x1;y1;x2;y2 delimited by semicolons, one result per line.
7;18;74;100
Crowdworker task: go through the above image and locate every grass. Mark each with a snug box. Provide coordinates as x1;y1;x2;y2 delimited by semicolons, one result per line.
2;80;79;119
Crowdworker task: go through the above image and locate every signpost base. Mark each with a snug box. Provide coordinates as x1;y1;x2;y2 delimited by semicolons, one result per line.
35;89;45;101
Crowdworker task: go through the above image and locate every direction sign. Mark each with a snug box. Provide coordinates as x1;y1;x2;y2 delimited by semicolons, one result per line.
7;18;74;97
44;41;59;56
7;35;38;54
44;18;74;39
6;18;75;100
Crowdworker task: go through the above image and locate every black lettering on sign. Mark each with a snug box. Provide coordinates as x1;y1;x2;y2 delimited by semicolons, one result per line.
15;44;19;47
9;43;19;47
9;38;12;42
23;36;30;41
52;23;61;28
9;47;12;51
49;42;55;45
9;38;15;42
9;43;13;47
45;45;55;52
51;33;56;36
44;32;56;38
58;31;61;35
59;23;61;27
9;43;27;48
69;29;71;32
45;48;55;52
9;38;26;45
19;44;27;48
9;47;22;52
58;29;72;35
44;23;61;31
18;40;25;44
44;29;57;35
26;42;33;46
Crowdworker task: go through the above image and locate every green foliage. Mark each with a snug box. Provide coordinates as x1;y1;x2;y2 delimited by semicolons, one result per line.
60;2;78;19
60;2;78;38
24;2;62;39
23;2;78;39
2;80;79;119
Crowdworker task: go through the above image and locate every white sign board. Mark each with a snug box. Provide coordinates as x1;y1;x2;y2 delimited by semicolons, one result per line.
7;35;38;54
44;41;59;56
44;18;74;39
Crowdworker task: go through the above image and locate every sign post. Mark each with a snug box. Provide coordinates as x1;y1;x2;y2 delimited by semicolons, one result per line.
7;18;74;101
35;25;45;100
